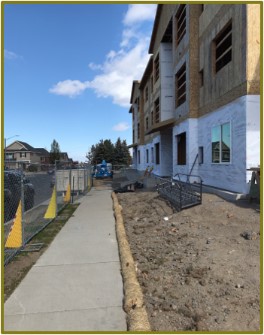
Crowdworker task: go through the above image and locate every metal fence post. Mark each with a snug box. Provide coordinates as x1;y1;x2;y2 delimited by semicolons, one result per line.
55;161;58;216
70;168;72;203
21;172;25;247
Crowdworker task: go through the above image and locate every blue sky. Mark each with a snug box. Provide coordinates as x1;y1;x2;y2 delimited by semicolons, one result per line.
4;3;157;162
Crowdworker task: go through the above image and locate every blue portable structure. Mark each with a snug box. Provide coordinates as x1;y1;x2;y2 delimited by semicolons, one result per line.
93;160;113;179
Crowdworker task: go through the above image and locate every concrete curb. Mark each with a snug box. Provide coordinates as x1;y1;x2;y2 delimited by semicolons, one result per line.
111;192;151;332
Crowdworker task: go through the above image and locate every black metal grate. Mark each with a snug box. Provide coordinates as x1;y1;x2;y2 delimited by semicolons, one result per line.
156;174;202;211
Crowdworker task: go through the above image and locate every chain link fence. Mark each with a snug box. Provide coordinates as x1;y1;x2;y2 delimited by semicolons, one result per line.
4;163;93;266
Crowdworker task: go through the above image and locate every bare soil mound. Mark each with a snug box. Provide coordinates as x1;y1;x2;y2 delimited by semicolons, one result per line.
117;191;260;332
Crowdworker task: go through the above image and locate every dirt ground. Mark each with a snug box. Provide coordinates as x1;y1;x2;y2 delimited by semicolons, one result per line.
117;190;261;332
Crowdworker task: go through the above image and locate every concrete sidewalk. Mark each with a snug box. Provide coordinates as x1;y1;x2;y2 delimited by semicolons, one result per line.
4;188;127;332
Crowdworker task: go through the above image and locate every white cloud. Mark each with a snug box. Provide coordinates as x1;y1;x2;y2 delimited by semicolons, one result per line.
88;38;151;107
49;80;89;98
86;5;156;107
123;4;157;26
49;5;157;106
5;49;22;60
112;122;130;131
88;62;103;71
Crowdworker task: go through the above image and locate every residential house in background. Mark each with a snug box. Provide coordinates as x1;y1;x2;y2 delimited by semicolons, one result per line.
4;141;73;171
129;4;260;194
4;141;50;170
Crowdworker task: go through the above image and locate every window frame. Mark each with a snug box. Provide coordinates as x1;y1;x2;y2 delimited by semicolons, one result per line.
211;122;231;164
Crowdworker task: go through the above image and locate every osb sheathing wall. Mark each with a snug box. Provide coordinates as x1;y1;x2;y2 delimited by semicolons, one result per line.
188;5;200;119
198;4;250;117
246;4;260;94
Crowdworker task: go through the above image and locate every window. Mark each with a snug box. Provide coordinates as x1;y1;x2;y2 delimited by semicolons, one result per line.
146;117;149;130
198;146;204;164
151;111;154;125
175;63;186;107
145;86;149;101
5;153;14;160
155;143;160;165
199;69;204;87
154;54;160;82
137;123;140;140
138;150;141;164
214;21;232;73
146;149;149;164
212;123;231;163
176;5;186;45
151;147;154;163
154;98;160;123
177;132;186;165
20;152;26;158
135;97;140;112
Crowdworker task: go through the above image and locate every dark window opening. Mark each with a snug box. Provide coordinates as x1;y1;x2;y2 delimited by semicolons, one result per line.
154;54;160;82
177;132;186;165
176;5;186;46
151;111;154;125
176;63;186;107
198;146;204;164
214;22;232;73
154;98;160;123
155;143;160;165
145;86;149;101
199;69;204;87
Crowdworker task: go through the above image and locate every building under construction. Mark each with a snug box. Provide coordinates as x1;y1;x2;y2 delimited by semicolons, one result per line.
129;4;260;195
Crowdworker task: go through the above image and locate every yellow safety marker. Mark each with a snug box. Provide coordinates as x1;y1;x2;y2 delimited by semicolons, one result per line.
44;186;57;219
64;183;71;203
5;201;23;248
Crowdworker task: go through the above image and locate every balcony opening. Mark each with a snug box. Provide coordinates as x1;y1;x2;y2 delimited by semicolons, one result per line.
175;63;186;107
213;21;232;73
154;98;160;123
176;5;186;46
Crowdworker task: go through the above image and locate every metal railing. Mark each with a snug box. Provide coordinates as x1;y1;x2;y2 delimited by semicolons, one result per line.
156;173;203;211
